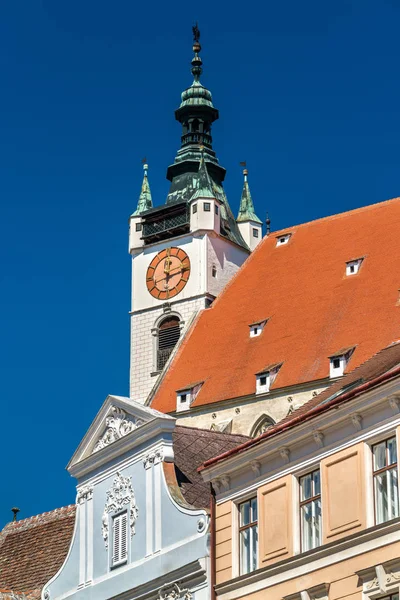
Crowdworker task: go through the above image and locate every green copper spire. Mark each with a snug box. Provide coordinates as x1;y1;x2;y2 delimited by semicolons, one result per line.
132;162;153;216
190;149;216;200
237;166;262;224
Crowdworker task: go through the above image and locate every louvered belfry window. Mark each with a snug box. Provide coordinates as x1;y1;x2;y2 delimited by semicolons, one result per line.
157;317;180;371
112;511;128;567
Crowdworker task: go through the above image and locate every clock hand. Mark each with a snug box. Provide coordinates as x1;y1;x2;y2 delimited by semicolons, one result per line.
154;264;187;284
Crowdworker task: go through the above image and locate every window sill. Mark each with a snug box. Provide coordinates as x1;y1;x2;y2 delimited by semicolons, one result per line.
151;371;161;377
217;517;400;597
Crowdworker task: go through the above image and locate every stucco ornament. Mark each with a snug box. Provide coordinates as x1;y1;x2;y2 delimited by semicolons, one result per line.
76;485;93;504
101;472;138;549
93;406;144;453
158;583;192;600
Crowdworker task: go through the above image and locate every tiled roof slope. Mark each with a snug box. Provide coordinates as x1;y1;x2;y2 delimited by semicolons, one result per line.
201;341;400;468
152;197;400;412
173;425;249;508
0;506;76;600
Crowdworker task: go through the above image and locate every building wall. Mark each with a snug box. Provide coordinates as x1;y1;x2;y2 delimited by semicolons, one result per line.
175;384;327;436
204;384;400;600
130;233;248;403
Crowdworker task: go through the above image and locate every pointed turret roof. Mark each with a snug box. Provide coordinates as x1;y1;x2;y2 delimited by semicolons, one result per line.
237;168;262;224
190;151;216;200
132;163;152;216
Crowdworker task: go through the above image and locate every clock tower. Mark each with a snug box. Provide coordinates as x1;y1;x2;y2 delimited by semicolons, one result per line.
128;29;261;404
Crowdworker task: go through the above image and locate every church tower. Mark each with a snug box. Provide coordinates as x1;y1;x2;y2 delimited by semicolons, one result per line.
128;28;261;403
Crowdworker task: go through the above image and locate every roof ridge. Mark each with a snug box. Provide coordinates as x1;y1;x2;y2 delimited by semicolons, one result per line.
1;504;76;532
272;195;400;236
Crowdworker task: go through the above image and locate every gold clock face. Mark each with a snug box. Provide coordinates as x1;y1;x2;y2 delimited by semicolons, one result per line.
146;247;191;300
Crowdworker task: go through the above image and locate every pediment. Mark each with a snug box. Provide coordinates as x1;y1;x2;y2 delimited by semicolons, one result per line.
68;395;175;474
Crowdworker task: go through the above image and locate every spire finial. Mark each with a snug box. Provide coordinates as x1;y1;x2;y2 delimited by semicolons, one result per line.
132;160;153;216
11;507;20;522
191;23;203;81
236;162;262;225
266;212;271;235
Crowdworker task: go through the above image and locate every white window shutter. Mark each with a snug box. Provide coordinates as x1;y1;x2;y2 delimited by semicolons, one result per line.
112;512;128;566
113;515;121;564
120;512;128;562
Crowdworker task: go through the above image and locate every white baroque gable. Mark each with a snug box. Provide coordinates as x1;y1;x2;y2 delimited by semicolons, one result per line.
93;406;144;453
67;395;176;478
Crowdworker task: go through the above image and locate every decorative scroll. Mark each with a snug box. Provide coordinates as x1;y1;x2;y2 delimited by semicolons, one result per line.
93;407;143;453
102;472;138;548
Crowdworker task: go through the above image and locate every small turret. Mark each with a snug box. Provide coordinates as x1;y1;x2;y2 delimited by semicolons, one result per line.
189;150;221;234
236;165;262;251
129;162;153;253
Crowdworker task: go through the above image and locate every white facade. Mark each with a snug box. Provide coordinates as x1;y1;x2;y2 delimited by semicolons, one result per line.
129;232;249;403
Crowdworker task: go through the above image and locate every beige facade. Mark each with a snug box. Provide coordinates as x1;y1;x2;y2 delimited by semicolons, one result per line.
202;371;400;600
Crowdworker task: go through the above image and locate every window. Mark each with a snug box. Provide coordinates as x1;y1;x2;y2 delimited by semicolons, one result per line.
212;265;217;278
215;204;219;215
135;222;142;232
112;511;128;567
376;593;398;600
346;258;363;276
372;436;399;524
251;414;275;437
193;204;198;214
300;470;321;551
249;320;267;338
276;233;291;246
256;364;281;394
157;316;180;371
176;382;202;412
239;498;258;575
203;202;211;212
329;348;354;378
253;228;259;238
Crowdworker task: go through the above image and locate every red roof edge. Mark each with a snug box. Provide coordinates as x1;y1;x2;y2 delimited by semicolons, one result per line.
199;362;400;472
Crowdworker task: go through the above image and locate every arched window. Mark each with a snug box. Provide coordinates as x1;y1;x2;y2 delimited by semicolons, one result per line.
250;415;275;438
157;316;181;371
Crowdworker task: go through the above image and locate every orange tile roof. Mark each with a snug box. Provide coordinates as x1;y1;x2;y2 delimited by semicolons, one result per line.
151;197;400;413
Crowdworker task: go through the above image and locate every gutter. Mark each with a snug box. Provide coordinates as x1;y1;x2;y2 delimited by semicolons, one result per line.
200;363;400;471
210;484;216;600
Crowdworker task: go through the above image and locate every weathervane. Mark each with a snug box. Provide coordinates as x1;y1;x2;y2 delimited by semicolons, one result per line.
192;23;200;44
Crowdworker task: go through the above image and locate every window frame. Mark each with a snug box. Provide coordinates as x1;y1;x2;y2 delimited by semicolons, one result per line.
203;202;211;212
372;435;399;525
110;509;129;569
238;496;258;576
299;469;322;552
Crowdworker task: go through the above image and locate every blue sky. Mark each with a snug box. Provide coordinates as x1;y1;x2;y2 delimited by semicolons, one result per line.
1;0;400;527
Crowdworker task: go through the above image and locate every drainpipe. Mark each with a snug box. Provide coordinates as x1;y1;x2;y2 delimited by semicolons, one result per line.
210;483;216;600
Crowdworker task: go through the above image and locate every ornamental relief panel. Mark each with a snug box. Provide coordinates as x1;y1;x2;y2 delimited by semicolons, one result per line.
93;406;144;453
102;471;138;549
158;583;192;600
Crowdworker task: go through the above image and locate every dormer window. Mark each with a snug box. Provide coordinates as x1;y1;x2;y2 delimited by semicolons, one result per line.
255;364;281;394
329;347;355;378
176;383;203;412
249;319;268;338
203;202;211;212
276;233;291;247
346;258;363;276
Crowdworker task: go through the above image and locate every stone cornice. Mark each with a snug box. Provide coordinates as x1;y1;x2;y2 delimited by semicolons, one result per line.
202;376;400;485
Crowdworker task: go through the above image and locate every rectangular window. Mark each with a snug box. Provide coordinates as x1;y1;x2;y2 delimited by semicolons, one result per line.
239;498;258;575
215;204;219;215
112;511;128;567
135;222;142;232
203;202;211;212
373;436;399;524
377;593;399;600
192;204;197;214
253;228;259;238
300;469;321;551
